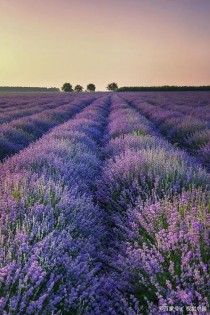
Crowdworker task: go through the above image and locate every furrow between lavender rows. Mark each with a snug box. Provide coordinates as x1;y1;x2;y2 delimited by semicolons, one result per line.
0;95;97;161
0;94;76;126
0;93;76;112
0;97;75;125
0;96;111;314
0;94;56;111
94;95;209;314
122;94;210;171
138;91;210;122
0;93;209;314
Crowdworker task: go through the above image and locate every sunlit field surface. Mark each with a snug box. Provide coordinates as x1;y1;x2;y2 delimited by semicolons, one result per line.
0;92;209;314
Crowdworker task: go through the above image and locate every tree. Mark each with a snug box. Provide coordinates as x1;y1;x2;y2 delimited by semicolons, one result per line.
74;85;84;92
61;83;73;92
87;83;96;92
107;82;118;91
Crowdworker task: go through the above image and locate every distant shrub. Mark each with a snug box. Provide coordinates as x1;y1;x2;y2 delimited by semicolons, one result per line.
74;85;84;92
107;82;118;91
87;83;96;92
61;83;73;92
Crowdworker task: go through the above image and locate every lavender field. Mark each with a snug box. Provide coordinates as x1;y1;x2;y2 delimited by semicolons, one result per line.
0;92;209;314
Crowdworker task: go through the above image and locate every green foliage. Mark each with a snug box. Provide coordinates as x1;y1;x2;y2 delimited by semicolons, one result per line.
74;85;83;92
107;82;118;91
87;83;96;92
118;85;210;92
61;83;73;92
0;87;60;93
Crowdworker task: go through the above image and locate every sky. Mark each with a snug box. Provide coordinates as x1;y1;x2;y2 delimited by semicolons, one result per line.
0;0;210;91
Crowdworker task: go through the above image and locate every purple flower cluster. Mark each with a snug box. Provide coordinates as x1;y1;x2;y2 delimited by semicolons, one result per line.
123;91;210;122
0;96;110;314
0;94;96;160
146;91;210;122
98;97;208;214
96;95;209;314
115;189;209;314
108;95;153;138
123;92;210;170
0;93;209;314
0;93;75;125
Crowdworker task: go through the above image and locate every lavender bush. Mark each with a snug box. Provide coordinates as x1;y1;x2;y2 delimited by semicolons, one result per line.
112;188;210;314
0;96;110;314
123;92;210;170
0;93;209;314
96;95;209;314
0;95;96;160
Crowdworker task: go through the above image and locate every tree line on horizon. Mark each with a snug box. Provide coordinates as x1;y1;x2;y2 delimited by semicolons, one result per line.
62;83;210;92
1;84;210;93
61;83;96;92
61;82;119;92
117;85;210;92
0;86;60;93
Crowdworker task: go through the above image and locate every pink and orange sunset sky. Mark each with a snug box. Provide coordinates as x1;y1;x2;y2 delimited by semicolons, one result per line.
0;0;210;90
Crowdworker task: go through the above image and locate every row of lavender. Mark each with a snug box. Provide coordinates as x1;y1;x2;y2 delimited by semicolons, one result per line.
0;93;74;119
0;94;209;314
0;94;48;109
122;93;210;170
95;95;209;314
0;93;70;110
132;91;210;122
0;96;73;125
156;91;210;122
0;96;111;314
0;95;96;161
